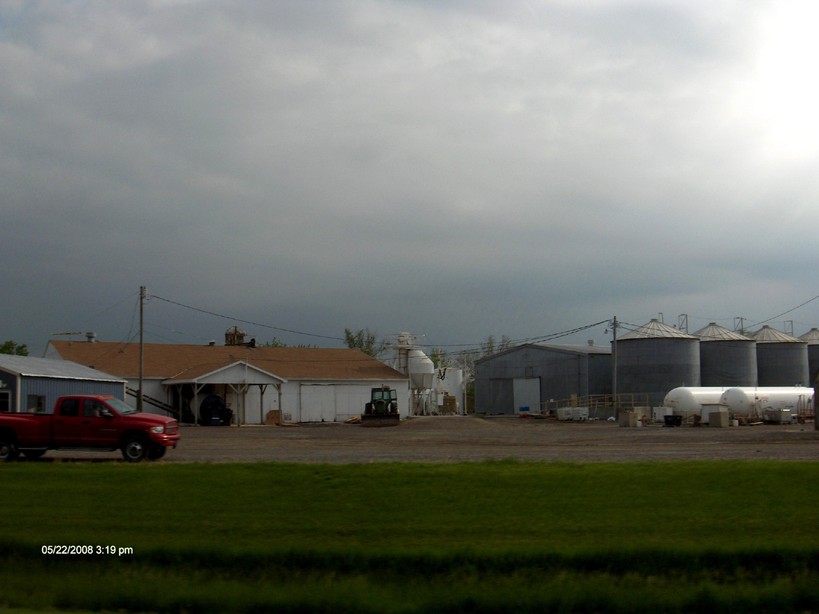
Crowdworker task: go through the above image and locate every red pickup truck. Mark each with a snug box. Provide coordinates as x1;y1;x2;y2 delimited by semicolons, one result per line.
0;395;179;462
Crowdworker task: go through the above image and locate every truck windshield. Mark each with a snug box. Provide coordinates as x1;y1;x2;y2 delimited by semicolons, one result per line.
106;397;138;415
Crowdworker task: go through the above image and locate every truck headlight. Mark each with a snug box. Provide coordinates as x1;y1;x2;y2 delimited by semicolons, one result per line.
150;425;165;434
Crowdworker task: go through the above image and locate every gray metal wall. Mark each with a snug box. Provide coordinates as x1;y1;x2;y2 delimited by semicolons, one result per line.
616;338;700;407
475;346;611;414
475;376;514;414
699;341;758;387
756;343;810;386
807;345;819;386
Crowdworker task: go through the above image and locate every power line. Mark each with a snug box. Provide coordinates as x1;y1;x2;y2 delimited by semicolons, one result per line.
752;294;819;328
149;292;612;353
150;294;347;342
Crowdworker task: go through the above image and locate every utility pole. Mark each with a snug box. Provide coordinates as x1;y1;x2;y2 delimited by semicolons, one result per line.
139;286;146;413
611;316;618;418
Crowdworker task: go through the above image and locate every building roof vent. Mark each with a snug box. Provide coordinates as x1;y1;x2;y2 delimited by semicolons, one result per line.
225;326;247;346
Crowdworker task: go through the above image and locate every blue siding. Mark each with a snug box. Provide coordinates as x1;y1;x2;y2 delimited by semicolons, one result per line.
18;378;125;414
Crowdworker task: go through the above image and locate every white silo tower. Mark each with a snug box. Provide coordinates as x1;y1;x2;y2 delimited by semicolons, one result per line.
390;332;435;416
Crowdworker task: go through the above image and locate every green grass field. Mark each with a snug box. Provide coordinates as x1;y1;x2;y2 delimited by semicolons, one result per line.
2;460;818;612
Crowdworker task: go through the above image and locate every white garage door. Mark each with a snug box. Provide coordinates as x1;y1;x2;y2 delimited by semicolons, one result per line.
299;385;336;422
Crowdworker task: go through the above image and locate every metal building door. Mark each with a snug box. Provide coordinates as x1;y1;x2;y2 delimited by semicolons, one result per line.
299;385;336;422
512;378;541;414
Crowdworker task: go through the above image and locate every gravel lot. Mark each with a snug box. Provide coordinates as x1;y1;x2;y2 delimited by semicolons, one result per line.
37;416;814;464
37;416;819;464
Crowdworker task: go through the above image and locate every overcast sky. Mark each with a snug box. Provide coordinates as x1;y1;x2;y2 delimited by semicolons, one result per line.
3;0;819;356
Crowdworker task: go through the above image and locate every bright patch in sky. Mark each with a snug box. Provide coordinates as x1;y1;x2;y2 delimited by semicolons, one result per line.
751;2;819;159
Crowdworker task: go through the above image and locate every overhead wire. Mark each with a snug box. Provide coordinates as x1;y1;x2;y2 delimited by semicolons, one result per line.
150;294;346;342
148;292;613;354
115;289;819;357
751;294;819;329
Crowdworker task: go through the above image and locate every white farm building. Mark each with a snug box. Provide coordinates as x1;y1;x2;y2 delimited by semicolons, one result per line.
45;338;408;425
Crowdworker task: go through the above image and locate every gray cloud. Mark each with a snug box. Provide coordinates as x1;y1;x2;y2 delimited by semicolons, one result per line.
2;0;818;355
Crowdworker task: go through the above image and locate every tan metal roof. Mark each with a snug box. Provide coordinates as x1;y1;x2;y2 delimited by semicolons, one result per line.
799;328;819;344
749;325;802;343
618;319;697;340
693;322;752;342
47;341;407;382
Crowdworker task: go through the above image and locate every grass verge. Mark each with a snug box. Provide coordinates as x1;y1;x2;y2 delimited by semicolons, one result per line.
1;460;818;612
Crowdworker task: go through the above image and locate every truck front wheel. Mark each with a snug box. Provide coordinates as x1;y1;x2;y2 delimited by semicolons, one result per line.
121;436;148;463
0;438;19;462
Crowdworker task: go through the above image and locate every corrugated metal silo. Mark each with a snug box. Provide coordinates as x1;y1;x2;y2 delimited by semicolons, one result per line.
616;319;700;407
693;322;757;387
798;328;819;385
750;325;809;386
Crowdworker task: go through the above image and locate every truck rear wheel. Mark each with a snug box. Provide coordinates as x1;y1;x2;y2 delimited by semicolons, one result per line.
0;438;19;462
121;436;148;463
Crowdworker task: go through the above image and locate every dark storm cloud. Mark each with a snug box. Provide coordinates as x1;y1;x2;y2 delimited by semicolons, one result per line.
2;0;818;355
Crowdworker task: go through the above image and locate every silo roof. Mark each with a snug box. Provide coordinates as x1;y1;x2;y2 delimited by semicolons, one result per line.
618;319;698;340
749;325;801;343
693;322;752;342
799;328;819;344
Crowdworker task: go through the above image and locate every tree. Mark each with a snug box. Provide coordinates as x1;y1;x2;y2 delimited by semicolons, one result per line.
344;328;386;357
0;340;28;356
428;347;450;368
479;334;512;356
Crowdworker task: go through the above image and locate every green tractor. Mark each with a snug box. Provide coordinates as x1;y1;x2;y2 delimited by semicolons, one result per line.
362;385;400;427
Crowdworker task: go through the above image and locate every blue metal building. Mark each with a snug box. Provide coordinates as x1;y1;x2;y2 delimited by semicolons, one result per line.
0;355;125;413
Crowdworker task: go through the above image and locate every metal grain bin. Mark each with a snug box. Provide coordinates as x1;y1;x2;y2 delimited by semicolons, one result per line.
798;328;819;385
750;326;809;386
616;319;700;407
693;322;757;387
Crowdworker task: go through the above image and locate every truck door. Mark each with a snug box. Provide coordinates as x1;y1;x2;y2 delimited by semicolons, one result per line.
79;398;119;447
52;398;85;447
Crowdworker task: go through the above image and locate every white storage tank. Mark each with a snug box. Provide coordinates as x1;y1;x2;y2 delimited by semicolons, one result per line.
432;367;464;414
408;349;434;390
719;387;814;419
663;387;729;417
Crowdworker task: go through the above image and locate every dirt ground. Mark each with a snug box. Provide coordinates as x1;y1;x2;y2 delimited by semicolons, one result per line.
43;415;819;464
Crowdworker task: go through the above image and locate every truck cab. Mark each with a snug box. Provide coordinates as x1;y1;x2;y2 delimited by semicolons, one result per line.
0;395;179;462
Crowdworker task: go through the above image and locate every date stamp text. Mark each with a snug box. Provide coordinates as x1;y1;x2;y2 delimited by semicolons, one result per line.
41;545;134;556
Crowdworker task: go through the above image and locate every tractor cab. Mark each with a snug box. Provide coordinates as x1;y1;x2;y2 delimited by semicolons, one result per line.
362;385;400;427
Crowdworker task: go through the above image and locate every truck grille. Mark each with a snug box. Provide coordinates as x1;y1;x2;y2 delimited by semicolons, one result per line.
166;421;179;435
